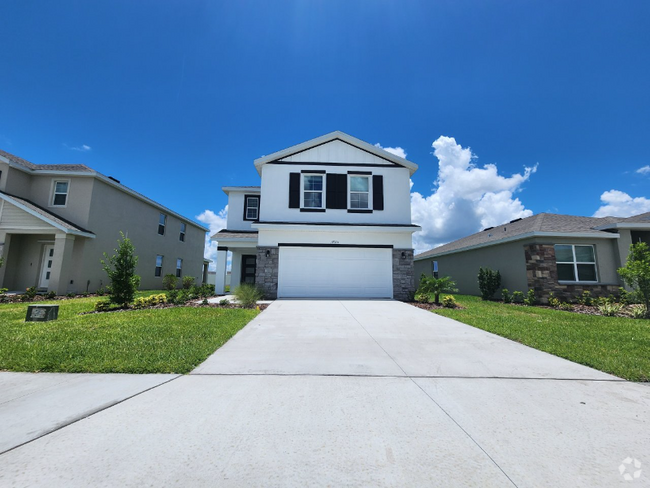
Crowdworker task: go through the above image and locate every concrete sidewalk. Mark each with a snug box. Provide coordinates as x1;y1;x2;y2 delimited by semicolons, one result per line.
0;300;648;487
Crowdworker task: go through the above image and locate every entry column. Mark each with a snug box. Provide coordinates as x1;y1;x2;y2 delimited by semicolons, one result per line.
48;233;76;294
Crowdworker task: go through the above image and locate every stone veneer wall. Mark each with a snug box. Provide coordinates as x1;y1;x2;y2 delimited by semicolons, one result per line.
524;244;619;303
255;246;279;299
393;248;415;301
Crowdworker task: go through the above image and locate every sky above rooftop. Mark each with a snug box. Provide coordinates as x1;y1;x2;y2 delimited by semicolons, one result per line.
1;1;649;259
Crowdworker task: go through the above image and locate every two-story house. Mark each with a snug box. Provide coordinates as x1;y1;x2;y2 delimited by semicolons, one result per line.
212;131;420;299
0;149;209;294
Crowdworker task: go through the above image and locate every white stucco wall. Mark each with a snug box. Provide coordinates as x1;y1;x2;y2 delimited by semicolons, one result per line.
257;227;414;249
259;163;412;225
225;190;260;231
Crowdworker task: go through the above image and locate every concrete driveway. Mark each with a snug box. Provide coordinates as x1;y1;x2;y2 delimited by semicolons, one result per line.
1;300;648;487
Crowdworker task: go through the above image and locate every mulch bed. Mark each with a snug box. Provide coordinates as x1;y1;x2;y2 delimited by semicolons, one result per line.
407;302;464;311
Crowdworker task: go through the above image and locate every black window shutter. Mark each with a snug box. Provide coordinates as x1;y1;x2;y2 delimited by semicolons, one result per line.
326;174;347;209
373;175;384;210
289;173;300;208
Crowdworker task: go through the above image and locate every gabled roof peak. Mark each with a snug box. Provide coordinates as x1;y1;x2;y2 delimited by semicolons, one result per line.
253;131;418;175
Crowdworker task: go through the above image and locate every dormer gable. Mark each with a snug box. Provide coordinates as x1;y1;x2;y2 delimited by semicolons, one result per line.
254;131;418;176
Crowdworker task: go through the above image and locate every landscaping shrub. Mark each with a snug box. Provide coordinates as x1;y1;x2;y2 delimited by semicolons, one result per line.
598;302;623;317
182;276;195;289
631;304;647;319
197;283;216;298
548;292;561;308
94;300;112;312
162;274;178;291
416;274;458;305
512;291;524;303
46;291;56;299
442;295;457;308
101;232;140;307
415;293;430;303
133;293;167;309
218;298;230;306
576;290;593;306
477;267;501;301
523;289;538;306
25;287;37;300
501;288;512;304
619;287;640;305
618;242;650;318
66;292;75;298
166;289;179;303
558;302;573;311
233;284;263;308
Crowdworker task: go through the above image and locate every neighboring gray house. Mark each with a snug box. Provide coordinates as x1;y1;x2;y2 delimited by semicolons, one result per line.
414;212;650;302
0;149;209;294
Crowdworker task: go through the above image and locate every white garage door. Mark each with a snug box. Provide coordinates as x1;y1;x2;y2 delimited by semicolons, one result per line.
277;246;393;298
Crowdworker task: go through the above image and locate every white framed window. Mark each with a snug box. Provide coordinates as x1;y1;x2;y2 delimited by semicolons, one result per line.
155;255;163;277
179;223;186;242
244;195;259;220
51;180;69;207
349;175;370;209
302;174;324;208
555;244;598;282
176;258;182;278
158;213;166;235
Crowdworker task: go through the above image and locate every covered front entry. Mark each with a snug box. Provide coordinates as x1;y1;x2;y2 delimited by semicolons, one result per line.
277;246;393;298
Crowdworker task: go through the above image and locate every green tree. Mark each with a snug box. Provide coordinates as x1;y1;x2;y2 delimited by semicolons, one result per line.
417;274;458;305
101;232;140;307
478;267;501;301
618;242;650;319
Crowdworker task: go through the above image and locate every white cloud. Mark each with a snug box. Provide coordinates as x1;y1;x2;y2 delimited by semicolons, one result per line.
636;165;650;175
411;136;537;253
64;143;92;152
593;190;650;218
374;143;407;159
196;206;228;270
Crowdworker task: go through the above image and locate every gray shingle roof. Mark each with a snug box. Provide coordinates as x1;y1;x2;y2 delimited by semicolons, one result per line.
414;213;642;260
212;229;258;240
0;149;93;172
619;212;650;223
0;191;94;235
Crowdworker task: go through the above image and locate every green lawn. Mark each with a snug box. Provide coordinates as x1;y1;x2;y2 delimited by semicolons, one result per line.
0;292;258;374
434;295;650;382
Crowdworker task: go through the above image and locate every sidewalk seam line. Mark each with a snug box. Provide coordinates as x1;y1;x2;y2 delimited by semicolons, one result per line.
0;375;181;457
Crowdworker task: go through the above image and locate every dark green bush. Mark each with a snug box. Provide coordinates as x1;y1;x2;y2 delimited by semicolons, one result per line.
101;232;140;307
182;276;195;289
162;274;178;291
478;267;501;301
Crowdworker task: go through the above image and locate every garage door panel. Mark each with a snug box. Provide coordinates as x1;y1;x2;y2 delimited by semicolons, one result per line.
278;247;393;298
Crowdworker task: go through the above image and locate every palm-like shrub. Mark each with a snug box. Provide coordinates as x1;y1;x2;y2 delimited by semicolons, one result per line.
416;274;458;305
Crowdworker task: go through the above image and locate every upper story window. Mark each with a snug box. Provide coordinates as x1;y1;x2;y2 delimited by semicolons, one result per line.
244;195;260;221
179;223;186;242
349;175;370;209
303;174;324;208
176;258;182;278
158;213;166;235
52;180;69;206
155;255;163;277
555;244;597;282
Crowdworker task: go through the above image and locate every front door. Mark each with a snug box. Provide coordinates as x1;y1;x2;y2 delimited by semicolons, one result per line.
39;244;55;289
240;255;257;284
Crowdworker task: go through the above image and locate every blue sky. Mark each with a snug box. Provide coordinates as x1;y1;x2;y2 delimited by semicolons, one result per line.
1;1;649;255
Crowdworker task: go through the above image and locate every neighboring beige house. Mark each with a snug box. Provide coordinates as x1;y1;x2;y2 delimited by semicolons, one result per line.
0;149;209;294
414;212;650;302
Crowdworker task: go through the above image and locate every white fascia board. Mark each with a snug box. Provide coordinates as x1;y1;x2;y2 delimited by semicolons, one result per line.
253;131;418;176
3;162;209;232
594;223;650;230
0;193;95;238
252;223;421;234
414;231;619;261
222;187;261;195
